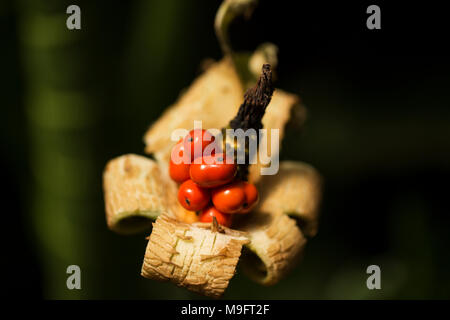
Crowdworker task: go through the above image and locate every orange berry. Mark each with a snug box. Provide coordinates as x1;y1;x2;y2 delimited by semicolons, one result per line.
169;140;191;183
190;153;237;188
177;179;210;211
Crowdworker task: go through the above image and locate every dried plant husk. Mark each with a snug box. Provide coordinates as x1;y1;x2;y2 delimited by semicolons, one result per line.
141;214;249;298
254;161;322;238
143;57;242;173
102;55;321;296
103;154;199;234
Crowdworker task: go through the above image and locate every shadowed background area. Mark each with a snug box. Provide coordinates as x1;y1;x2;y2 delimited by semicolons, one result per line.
1;0;449;299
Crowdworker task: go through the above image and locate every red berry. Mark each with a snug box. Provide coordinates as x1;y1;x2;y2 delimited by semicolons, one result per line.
177;179;210;211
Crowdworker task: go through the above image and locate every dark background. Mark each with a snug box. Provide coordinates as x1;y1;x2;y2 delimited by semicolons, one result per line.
1;0;449;299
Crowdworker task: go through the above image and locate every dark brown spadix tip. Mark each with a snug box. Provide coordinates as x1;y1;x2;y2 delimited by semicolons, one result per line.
229;64;274;131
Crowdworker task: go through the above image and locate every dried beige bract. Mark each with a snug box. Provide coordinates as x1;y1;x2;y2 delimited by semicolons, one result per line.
239;214;306;285
103;154;200;232
102;0;322;298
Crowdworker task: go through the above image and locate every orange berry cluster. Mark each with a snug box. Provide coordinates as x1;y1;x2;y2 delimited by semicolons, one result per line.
169;129;259;227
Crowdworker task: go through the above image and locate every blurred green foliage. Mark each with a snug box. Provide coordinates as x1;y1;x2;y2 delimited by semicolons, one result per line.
1;0;449;299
